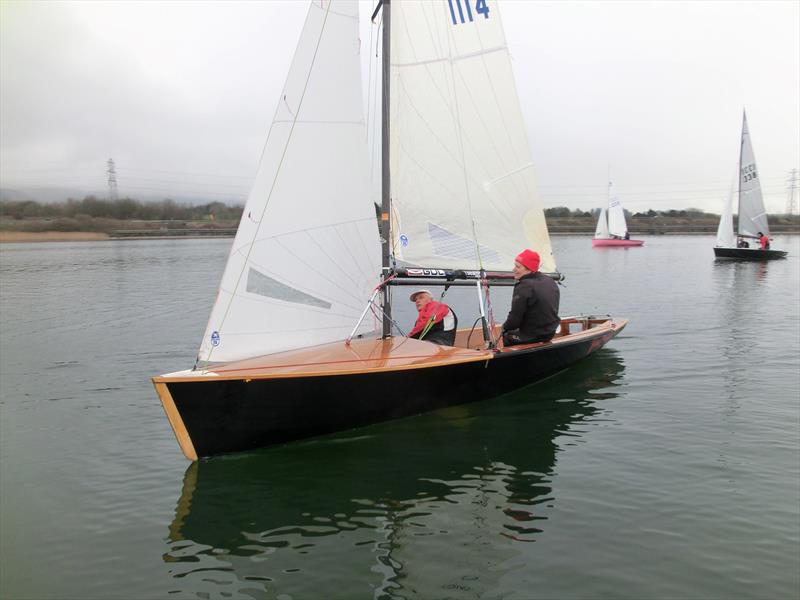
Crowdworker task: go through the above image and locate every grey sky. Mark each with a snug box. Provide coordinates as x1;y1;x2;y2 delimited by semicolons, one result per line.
1;0;798;213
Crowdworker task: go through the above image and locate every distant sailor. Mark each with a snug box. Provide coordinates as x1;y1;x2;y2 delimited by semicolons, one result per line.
502;249;560;346
408;290;456;346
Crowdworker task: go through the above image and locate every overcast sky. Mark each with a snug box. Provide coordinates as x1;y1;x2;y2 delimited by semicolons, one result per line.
1;0;798;213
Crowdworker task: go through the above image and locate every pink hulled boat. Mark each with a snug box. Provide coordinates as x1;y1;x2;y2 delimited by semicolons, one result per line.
592;182;644;247
592;237;644;247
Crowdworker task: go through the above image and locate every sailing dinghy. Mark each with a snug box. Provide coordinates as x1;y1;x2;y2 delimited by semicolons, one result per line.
714;111;787;260
153;0;628;460
592;181;644;247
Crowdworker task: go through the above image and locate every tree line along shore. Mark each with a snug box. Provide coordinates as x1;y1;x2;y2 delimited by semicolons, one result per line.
1;197;798;242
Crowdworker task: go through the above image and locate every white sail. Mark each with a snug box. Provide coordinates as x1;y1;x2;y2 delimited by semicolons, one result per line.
388;0;555;273
715;177;736;248
594;207;610;239
737;111;770;238
197;0;380;365
606;182;627;238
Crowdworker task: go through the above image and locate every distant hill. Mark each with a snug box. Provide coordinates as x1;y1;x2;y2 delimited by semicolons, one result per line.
0;187;243;206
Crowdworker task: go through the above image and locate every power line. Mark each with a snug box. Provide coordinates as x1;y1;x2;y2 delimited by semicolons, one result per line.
106;159;118;201
786;169;799;215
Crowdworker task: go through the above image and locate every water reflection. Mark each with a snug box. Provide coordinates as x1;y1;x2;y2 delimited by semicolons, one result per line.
710;258;773;415
164;350;625;598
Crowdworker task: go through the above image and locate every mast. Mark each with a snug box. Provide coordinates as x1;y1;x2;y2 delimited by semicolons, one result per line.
380;0;392;338
737;110;745;237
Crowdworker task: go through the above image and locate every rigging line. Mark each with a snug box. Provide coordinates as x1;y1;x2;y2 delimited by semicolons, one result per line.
466;53;531;208
300;229;372;298
441;26;482;271
419;0;447;62
368;10;382;185
450;63;522;213
413;4;521;211
392;74;522;222
393;76;473;188
216;321;376;336
204;1;334;363
445;7;526;210
369;300;407;337
226;216;377;264
331;223;378;287
247;237;367;313
366;9;377;144
215;280;366;320
398;7;464;143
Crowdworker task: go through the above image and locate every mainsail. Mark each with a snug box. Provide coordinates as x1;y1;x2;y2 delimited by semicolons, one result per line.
737;111;769;238
388;0;555;273
197;0;380;365
606;182;627;238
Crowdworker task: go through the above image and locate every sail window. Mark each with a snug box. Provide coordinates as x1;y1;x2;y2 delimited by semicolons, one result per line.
246;268;331;309
428;223;501;264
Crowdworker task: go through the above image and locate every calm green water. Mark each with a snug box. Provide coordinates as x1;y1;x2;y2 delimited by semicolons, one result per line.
1;235;798;600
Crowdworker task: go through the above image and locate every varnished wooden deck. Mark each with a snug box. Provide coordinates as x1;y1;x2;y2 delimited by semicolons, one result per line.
154;317;626;383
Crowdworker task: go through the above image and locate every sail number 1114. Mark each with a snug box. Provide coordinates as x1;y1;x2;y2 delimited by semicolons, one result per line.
448;0;490;25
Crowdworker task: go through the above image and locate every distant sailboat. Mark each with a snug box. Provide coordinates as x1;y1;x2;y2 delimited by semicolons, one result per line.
714;111;787;260
592;181;644;247
152;0;628;461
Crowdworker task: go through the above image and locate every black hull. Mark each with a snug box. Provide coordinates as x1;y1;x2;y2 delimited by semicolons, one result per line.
164;328;619;458
714;247;787;260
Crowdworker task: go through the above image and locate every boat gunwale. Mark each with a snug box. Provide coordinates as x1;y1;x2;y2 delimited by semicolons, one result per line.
153;318;627;383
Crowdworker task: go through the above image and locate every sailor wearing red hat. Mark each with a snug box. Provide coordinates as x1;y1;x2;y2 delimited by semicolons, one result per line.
501;249;560;346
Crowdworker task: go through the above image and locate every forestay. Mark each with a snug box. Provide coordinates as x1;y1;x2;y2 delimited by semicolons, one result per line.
737;112;769;238
389;0;555;273
197;0;380;365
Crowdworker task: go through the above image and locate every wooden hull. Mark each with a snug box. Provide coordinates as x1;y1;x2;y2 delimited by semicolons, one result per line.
154;318;627;460
592;238;644;247
713;247;787;260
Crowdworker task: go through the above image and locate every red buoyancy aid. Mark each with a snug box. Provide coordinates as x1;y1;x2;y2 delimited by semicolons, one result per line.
409;301;451;338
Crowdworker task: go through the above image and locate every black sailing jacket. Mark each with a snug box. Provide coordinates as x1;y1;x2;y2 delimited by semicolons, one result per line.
502;272;560;341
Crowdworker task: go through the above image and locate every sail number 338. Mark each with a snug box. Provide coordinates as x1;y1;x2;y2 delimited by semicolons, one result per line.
741;163;758;183
448;0;490;25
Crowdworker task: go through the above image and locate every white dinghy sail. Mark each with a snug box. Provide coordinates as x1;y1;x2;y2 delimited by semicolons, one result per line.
594;206;610;239
715;177;736;248
606;182;628;238
196;1;381;366
388;0;554;274
736;111;769;239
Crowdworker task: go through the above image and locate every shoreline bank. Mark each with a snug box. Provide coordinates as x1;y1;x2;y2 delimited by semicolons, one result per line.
2;229;799;243
0;231;111;243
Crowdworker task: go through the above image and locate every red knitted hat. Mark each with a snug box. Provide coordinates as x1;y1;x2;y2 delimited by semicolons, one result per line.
515;249;540;272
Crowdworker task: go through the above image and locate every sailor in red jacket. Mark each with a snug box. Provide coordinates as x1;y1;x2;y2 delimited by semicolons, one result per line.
758;231;770;250
408;289;457;346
